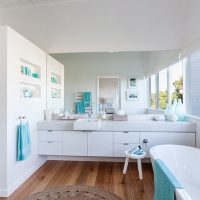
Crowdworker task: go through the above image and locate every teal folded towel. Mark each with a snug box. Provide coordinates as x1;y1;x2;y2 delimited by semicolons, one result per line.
76;101;85;114
83;92;91;107
154;159;183;200
17;123;31;161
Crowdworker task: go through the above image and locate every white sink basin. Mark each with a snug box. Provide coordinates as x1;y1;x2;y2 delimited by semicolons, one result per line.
73;118;101;130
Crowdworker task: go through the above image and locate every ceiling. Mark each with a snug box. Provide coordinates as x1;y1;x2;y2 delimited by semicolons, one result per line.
0;0;78;9
0;0;198;54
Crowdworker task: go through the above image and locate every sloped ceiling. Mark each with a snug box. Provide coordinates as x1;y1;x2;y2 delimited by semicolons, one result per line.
0;0;191;53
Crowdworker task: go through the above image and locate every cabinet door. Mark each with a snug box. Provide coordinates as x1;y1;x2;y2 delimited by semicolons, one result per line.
63;131;87;156
88;132;113;157
38;130;62;155
140;132;195;156
114;132;139;143
38;141;62;155
38;130;62;142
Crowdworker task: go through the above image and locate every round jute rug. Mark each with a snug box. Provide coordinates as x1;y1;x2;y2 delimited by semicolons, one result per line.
25;185;122;200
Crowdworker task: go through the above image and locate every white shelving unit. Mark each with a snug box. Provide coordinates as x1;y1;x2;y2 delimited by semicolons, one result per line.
19;58;42;98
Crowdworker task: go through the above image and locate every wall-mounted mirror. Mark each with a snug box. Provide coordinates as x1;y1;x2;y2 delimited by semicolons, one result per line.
97;76;120;114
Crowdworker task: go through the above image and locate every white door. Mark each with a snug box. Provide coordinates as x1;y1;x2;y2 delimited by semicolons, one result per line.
140;132;195;156
63;131;87;156
88;132;113;157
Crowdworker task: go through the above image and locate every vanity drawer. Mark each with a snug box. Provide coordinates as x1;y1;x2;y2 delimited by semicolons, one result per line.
114;132;139;144
114;143;138;157
38;130;62;142
38;141;62;155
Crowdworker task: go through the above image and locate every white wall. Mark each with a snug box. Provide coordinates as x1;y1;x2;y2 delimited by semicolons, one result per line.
145;50;180;77
0;0;186;53
184;0;200;49
0;26;8;194
52;52;148;114
0;26;47;197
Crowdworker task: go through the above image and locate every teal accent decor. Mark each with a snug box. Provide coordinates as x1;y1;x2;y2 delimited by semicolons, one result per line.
17;123;31;161
83;92;91;107
76;101;85;114
154;159;183;200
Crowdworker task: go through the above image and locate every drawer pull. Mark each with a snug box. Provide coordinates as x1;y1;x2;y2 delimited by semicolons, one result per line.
123;143;129;145
123;131;129;133
48;130;53;132
47;141;53;143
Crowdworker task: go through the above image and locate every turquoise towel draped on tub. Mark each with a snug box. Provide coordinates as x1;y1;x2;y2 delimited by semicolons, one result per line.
83;92;91;107
17;123;31;161
154;159;183;200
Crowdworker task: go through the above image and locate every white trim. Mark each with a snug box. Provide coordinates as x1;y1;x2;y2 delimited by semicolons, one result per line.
0;158;47;197
47;156;151;163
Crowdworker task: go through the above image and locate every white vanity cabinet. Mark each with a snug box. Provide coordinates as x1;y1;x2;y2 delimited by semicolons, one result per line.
38;130;62;155
62;131;88;156
140;132;196;156
88;132;113;157
113;131;139;157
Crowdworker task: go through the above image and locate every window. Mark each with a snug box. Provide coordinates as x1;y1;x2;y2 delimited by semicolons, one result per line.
148;61;185;110
159;68;168;109
150;75;157;109
169;61;184;104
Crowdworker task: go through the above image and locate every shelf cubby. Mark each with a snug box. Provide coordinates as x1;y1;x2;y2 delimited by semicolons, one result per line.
51;88;61;99
19;82;41;98
20;58;41;80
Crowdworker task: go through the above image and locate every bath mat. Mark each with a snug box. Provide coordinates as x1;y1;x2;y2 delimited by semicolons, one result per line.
25;185;122;200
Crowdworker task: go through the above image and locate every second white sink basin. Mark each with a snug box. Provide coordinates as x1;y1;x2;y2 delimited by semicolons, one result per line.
73;118;101;130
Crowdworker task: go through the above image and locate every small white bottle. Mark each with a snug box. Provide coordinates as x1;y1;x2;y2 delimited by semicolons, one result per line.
101;110;107;120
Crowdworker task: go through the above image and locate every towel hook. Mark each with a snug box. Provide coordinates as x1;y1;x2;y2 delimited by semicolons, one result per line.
19;116;26;124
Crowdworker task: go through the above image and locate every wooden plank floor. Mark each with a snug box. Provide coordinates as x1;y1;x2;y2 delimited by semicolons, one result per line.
0;161;154;200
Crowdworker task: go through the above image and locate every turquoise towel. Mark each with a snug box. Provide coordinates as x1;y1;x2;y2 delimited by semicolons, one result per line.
154;159;183;200
83;92;91;107
17;123;31;161
76;101;85;114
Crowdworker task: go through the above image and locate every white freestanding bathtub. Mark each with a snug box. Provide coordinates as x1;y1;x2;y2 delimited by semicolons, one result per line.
150;145;200;200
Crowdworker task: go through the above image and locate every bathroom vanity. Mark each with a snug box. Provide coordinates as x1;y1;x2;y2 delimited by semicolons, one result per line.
37;119;196;159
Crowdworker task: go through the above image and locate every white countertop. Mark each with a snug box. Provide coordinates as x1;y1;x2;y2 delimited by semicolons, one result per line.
37;119;196;132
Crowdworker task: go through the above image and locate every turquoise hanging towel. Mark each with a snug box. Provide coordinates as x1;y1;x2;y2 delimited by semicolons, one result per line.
83;92;91;107
76;101;85;114
17;123;31;161
154;159;183;200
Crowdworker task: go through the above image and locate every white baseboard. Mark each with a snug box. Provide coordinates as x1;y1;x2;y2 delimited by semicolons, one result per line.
47;156;151;163
0;158;47;197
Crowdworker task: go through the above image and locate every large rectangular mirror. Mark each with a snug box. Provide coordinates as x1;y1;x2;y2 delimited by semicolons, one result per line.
97;76;120;114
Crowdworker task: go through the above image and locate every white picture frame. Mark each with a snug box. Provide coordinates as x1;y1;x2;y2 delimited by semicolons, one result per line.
126;91;139;101
128;77;137;89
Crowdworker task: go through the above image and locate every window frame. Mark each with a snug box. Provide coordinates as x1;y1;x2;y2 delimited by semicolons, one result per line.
148;62;184;110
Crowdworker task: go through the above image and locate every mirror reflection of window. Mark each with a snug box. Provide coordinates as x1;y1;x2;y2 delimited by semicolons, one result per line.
98;77;119;114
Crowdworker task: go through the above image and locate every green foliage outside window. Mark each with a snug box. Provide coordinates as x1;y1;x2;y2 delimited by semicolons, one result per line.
151;75;183;110
171;76;183;103
159;91;168;109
